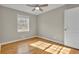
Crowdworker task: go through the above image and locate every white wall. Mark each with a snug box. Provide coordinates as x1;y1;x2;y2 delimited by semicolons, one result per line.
0;8;2;43
38;7;64;44
0;6;37;43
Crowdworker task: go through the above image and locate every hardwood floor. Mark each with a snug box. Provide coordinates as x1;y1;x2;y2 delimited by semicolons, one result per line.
1;37;79;54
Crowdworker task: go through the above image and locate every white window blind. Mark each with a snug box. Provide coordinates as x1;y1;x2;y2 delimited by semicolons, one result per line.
17;14;29;32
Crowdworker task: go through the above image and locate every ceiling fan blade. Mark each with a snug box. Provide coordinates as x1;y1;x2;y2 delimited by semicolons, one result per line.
39;4;48;7
26;4;39;7
39;8;43;11
32;8;35;11
26;4;48;7
26;4;48;12
26;4;36;7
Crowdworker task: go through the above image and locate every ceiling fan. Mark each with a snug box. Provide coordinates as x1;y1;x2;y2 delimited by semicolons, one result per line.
26;4;48;11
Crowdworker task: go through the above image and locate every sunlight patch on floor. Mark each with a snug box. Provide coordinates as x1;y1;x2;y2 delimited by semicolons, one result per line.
30;41;52;50
30;41;72;54
45;44;63;54
59;47;71;54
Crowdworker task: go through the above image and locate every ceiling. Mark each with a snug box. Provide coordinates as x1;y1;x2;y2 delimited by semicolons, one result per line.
1;4;64;15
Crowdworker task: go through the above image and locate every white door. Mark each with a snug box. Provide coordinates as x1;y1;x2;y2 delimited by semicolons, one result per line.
64;7;79;49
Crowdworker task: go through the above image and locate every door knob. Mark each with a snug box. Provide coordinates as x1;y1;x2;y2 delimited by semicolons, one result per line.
64;28;67;31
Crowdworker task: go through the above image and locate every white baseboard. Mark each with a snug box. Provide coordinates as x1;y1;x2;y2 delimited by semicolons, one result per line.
1;36;37;45
1;35;63;46
37;36;64;45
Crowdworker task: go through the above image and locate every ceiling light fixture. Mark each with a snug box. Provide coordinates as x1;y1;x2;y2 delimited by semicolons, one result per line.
35;7;40;11
26;4;48;12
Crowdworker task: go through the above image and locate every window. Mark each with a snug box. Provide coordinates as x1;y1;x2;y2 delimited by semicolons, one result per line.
17;14;29;32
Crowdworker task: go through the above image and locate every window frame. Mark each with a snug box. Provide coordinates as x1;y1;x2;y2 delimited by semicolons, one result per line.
17;14;29;32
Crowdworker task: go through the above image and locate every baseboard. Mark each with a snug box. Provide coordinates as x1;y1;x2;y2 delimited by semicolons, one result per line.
1;35;63;46
1;36;37;45
37;36;64;45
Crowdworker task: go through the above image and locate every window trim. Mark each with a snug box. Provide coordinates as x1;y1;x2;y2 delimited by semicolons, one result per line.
17;14;29;32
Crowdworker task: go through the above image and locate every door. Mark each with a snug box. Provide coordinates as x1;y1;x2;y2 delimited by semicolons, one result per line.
64;7;79;49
